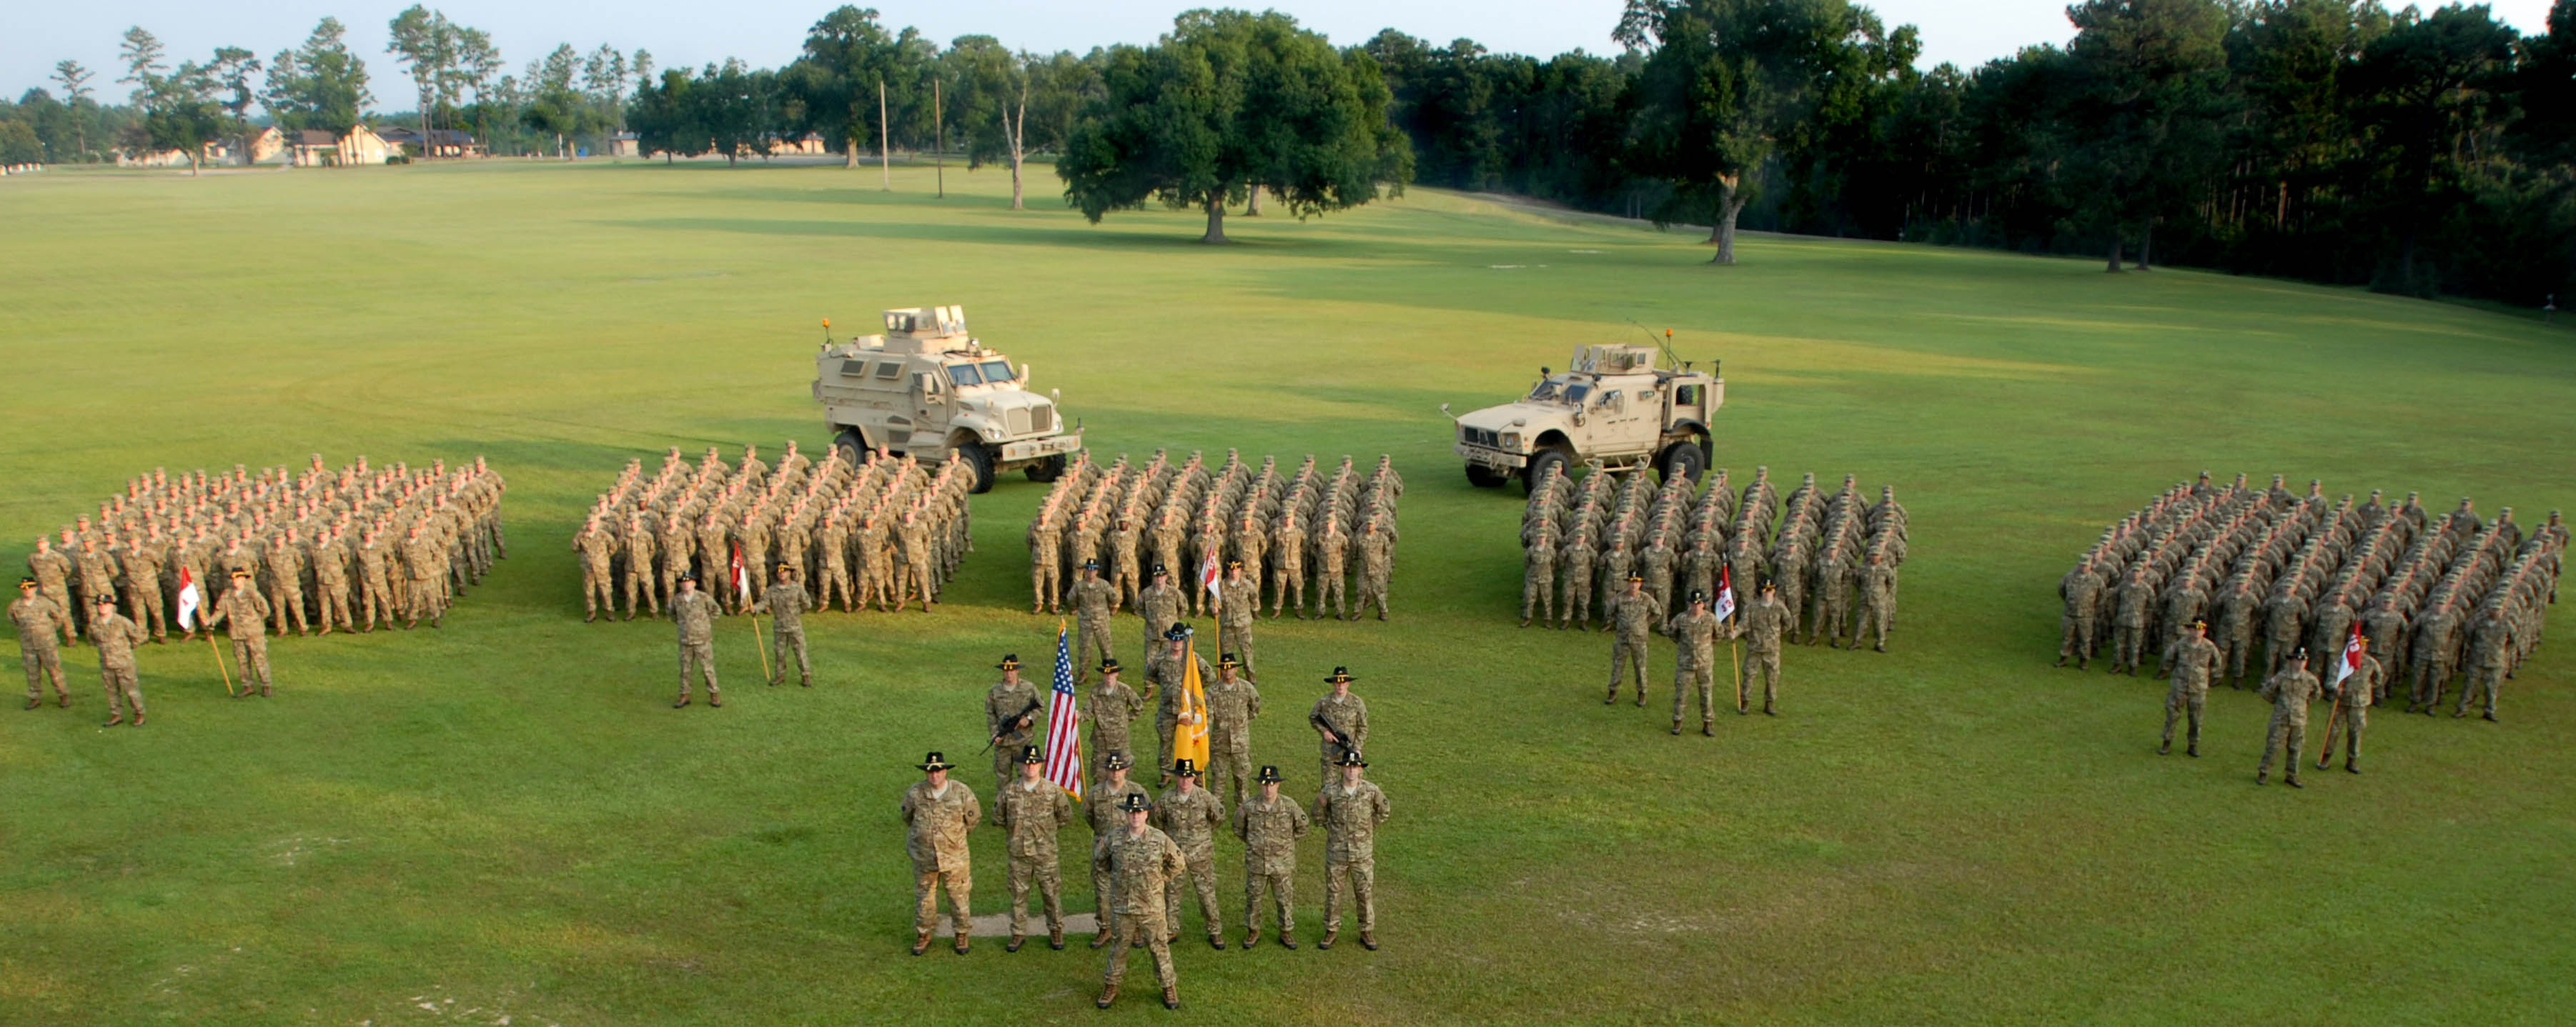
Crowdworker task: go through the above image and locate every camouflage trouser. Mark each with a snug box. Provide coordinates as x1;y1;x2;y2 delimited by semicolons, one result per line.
1778;580;1807;637
2264;628;2299;676
2061;613;2094;663
2457;664;2503;718
100;663;144;718
2161;689;2204;750
1315;570;1347;618
769;627;811;685
1208;738;1252;808
822;560;854;611
365;572;397;627
1559;570;1591;627
678;640;719;700
659;555;690;610
1322;854;1375;933
1743;648;1780;710
2337;704;2367;764
1078;618;1114;670
1673;660;1715;728
1031;562;1060;610
1521;565;1554;622
2411;655;2454;710
1357;575;1389;619
900;560;936;608
409;576;443;624
1219;620;1255;678
1272;562;1303;615
1009;851;1064;936
1103;908;1174;990
275;586;308;635
2114;621;2147;669
231;635;272;692
1155;715;1178;782
2219;634;2253;683
1607;636;1649;701
1818;593;1851;645
2257;713;2306;780
317;583;352;630
1858;595;1891;649
914;868;971;935
21;638;67;700
127;585;167;639
623;567;656;616
1092;845;1117;926
39;582;75;641
1165;845;1222;938
1244;867;1294;936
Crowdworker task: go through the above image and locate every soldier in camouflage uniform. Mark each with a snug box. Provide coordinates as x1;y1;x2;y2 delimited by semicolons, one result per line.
2159;620;2219;757
1668;590;1729;733
1310;666;1369;790
750;563;814;688
996;745;1075;951
2455;608;2510;722
204;569;274;698
89;595;149;726
1603;574;1653;706
1149;625;1214;787
1204;653;1261;807
1136;565;1184;669
1233;764;1309;949
1086;752;1151;948
120;533;168;641
2256;650;2320;787
2056;556;2104;668
1314;749;1390;951
902;751;979;956
621;512;658;620
1095;793;1185;1010
14;578;71;709
2332;636;2379;771
670;573;721;709
1154;758;1228;948
26;537;76;644
985;655;1043;793
1074;561;1119;670
1086;658;1146;790
1740;580;1789;715
1219;561;1259;676
311;527;353;634
1522;517;1559;627
1856;550;1897;653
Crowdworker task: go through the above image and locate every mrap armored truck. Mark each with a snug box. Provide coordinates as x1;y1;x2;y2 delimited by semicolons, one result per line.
1447;342;1722;493
813;305;1081;492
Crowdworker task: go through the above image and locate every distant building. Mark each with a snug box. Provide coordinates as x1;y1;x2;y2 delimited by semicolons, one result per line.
608;132;640;158
380;126;485;158
287;125;398;167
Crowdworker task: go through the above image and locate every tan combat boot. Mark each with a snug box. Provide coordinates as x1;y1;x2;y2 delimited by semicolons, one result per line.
1095;985;1117;1009
1161;986;1180;1010
911;931;932;956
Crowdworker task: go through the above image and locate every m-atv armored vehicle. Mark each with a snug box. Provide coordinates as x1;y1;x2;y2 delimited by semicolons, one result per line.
1448;342;1721;493
813;304;1081;492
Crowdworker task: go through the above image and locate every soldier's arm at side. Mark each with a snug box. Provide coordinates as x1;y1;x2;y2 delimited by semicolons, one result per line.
1371;785;1390;825
1052;790;1073;827
1091;835;1113;875
1289;802;1310;837
1230;803;1249;840
1246;683;1262;720
961;790;981;830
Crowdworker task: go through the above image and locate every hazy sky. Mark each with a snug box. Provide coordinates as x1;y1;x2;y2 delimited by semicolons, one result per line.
8;0;2558;104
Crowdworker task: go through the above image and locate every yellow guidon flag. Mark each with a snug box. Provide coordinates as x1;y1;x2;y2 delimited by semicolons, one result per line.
1174;635;1211;772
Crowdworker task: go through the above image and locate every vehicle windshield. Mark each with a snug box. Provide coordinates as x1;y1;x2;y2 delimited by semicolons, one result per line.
976;360;1016;384
1528;379;1560;401
1562;383;1591;406
945;363;984;387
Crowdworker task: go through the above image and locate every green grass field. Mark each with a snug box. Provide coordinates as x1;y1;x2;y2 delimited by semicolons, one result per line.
4;159;2572;1025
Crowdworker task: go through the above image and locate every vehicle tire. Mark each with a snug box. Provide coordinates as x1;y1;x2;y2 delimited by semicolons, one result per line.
1465;464;1509;488
963;442;997;494
1024;453;1067;483
1658;440;1706;485
1523;447;1570;497
833;428;870;467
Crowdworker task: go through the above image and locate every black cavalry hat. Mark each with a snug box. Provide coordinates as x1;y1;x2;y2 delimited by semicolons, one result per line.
1218;653;1241;669
1164;622;1193;641
1334;749;1367;768
997;654;1021;670
1324;666;1354;685
1171;758;1202;777
1256;765;1282;783
1099;657;1122;674
1118;793;1152;813
1104;751;1133;770
917;751;956;771
1019;744;1046;765
1688;590;1708;605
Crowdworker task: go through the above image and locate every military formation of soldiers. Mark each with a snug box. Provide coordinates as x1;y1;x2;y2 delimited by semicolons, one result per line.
14;455;507;725
1027;450;1404;630
906;655;1392;1011
575;442;974;622
2056;473;2565;783
1523;465;1909;650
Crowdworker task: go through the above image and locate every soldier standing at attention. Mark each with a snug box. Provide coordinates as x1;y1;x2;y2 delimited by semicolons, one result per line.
1354;518;1394;620
750;562;813;688
1136;564;1183;668
1074;560;1119;670
1095;793;1186;1010
403;522;446;629
266;530;309;637
1522;517;1558;628
2257;649;2321;788
1270;512;1309;619
2159;620;2219;757
1310;666;1369;790
1147;625;1213;787
1668;590;1729;733
2334;636;2379;772
902;751;980;956
622;512;658;620
573;516;612;622
985;655;1042;793
27;537;76;643
1234;765;1309;949
1086;752;1150;949
1086;658;1146;790
2456;609;2510;722
14;578;71;709
312;528;353;634
1204;653;1262;806
2111;570;2155;675
669;573;721;709
2056;556;2103;668
1856;550;1897;653
89;595;149;727
358;527;396;632
74;538;116;634
1558;525;1597;630
1155;758;1228;948
203;569;274;698
1219;561;1259;676
1603;574;1653;706
1314;749;1390;951
996;744;1074;952
1740;580;1789;714
120;535;168;642
1028;502;1064;614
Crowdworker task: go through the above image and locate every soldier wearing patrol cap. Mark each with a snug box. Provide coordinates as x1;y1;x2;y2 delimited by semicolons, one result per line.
1136;562;1184;668
1155;757;1227;948
1667;588;1730;733
996;743;1074;951
749;561;813;688
1740;578;1790;714
1096;790;1186;1010
1604;572;1654;706
1086;751;1151;948
901;750;980;956
1219;559;1259;677
89;594;149;726
2159;618;2220;757
668;572;720;709
1085;657;1146;791
985;655;1043;793
1314;748;1390;951
203;567;275;698
1233;764;1309;948
1074;559;1119;670
13;576;72;709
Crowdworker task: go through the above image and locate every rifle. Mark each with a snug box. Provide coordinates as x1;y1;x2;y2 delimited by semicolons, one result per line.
1309;710;1347;749
984;700;1043;754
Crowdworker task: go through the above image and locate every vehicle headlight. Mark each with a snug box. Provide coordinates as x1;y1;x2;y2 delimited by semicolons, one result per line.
1500;432;1522;450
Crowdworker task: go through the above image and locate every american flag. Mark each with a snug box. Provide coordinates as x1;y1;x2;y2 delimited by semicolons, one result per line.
1042;621;1085;800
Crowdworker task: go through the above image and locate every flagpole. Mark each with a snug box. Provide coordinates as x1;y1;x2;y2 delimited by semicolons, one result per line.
753;610;772;683
208;632;234;696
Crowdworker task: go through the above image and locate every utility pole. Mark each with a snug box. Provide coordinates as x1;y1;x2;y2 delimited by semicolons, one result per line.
878;79;890;191
933;76;944;199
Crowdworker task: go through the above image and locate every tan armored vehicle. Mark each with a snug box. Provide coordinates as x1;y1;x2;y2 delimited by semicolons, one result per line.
813;304;1081;492
1447;342;1722;492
